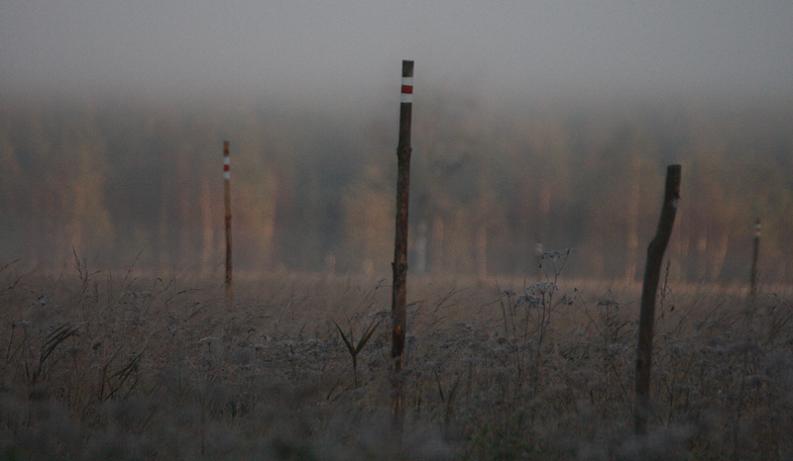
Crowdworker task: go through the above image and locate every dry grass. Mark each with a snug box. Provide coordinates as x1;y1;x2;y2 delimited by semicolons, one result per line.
0;260;792;460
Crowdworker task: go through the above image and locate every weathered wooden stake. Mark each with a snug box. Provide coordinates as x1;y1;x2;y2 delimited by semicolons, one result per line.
223;141;233;305
391;59;413;431
750;218;761;296
634;164;681;435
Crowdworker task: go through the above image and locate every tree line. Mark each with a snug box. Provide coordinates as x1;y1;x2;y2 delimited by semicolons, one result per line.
1;92;791;282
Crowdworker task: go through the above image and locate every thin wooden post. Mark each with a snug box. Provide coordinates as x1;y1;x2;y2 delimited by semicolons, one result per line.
391;59;413;432
634;164;681;435
750;218;761;296
223;141;233;305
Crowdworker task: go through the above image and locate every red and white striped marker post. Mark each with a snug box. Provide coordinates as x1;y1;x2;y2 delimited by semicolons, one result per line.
391;60;413;432
223;141;233;305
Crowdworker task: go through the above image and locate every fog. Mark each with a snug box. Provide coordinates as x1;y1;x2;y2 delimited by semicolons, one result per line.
1;1;793;281
3;1;792;102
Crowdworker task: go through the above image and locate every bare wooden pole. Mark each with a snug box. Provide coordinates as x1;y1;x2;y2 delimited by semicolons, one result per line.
391;59;413;431
223;141;233;305
634;164;681;435
750;218;761;296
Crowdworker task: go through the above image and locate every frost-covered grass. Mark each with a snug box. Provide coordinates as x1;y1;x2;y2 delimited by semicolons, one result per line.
0;261;791;460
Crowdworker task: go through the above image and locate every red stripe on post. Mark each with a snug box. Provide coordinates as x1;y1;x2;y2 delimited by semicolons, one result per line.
401;85;413;94
224;165;230;172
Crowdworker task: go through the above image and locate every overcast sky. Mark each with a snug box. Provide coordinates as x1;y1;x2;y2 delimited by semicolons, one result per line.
2;0;792;103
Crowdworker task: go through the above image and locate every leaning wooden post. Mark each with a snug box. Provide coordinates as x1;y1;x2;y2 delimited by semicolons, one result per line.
223;141;233;305
634;164;681;435
391;59;414;432
750;218;761;296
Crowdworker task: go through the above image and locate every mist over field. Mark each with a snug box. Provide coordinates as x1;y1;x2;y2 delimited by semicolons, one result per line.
3;2;793;460
2;0;793;281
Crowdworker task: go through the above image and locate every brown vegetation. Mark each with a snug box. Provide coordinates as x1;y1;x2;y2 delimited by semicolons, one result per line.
1;259;791;460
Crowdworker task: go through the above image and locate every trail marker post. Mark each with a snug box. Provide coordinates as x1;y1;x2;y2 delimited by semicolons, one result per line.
391;60;413;432
750;218;761;296
223;141;233;305
634;164;681;435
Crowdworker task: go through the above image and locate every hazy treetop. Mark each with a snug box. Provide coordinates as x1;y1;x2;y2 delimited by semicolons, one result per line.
2;0;792;103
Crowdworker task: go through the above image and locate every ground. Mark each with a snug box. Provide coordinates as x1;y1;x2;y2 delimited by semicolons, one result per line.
1;265;792;460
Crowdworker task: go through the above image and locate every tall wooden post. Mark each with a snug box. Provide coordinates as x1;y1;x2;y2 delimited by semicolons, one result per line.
391;60;413;431
223;141;233;305
750;218;761;296
634;164;681;435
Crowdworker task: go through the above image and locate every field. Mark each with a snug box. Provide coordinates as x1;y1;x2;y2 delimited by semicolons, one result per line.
1;260;792;460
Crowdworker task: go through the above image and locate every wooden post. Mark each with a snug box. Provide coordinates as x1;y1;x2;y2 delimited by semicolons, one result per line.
223;141;233;305
634;164;681;435
750;218;761;296
391;60;413;431
415;221;428;274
